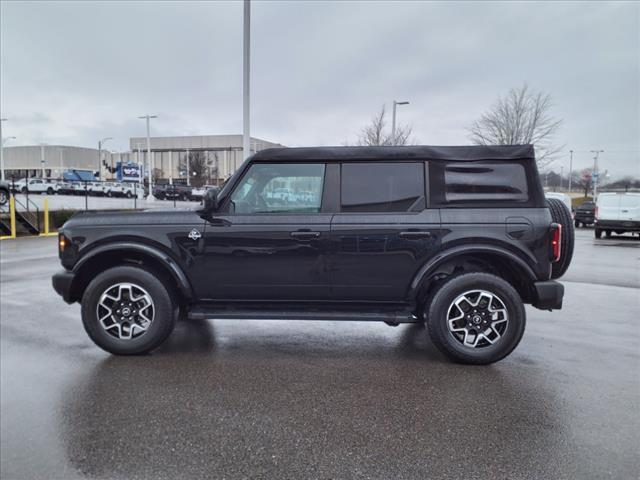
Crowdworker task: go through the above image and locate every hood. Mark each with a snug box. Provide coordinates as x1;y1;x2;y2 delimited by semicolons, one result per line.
62;209;202;228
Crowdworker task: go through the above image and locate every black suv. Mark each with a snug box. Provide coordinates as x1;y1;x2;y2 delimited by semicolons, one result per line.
52;145;573;364
574;200;595;227
153;183;193;201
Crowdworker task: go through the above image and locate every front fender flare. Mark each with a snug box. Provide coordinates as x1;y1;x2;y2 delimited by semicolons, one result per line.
72;241;193;301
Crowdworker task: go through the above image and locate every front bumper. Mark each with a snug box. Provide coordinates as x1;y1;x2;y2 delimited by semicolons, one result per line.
532;280;564;310
52;270;76;304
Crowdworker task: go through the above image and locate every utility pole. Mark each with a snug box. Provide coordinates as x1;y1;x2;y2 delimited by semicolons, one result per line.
568;150;573;193
391;100;409;145
138;115;158;200
560;166;564;190
0;118;6;181
591;150;604;200
243;0;251;161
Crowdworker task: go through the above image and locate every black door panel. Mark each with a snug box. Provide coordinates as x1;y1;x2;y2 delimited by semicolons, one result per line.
330;211;441;301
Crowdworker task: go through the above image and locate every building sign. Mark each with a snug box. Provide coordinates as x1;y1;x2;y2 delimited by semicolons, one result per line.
117;162;142;182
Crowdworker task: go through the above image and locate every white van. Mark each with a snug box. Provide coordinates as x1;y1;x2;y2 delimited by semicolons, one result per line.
595;192;640;238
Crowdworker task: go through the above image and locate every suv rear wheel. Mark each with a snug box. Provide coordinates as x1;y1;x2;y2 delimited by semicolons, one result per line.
81;266;177;355
425;273;526;365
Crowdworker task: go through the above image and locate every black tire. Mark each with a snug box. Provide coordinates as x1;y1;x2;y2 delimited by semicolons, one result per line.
126;191;133;198
0;189;8;206
81;266;177;355
595;228;602;239
546;198;574;279
605;230;612;238
21;187;27;193
180;193;187;202
46;187;53;195
574;219;580;228
425;273;526;365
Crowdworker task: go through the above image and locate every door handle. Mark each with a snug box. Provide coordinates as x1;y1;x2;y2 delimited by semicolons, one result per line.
290;231;321;240
399;230;432;239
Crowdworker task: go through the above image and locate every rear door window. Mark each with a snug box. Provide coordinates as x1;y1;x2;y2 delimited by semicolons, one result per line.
340;162;425;212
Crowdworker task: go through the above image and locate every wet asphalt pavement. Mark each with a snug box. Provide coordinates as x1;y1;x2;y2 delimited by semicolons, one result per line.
1;229;639;480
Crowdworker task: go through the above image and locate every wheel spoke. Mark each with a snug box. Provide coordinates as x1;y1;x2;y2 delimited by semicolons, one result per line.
446;289;509;349
96;282;154;341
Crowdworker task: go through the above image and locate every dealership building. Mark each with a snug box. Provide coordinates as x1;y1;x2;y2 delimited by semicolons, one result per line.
1;135;283;182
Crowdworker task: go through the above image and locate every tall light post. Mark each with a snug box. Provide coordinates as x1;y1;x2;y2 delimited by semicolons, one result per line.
391;100;409;145
98;137;113;179
58;147;65;179
39;143;48;178
138;115;158;200
591;150;604;200
0;118;7;181
185;148;190;186
243;0;251;161
568;150;574;193
560;166;564;190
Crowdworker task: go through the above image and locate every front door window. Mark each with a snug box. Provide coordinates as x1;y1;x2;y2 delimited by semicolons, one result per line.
229;163;325;214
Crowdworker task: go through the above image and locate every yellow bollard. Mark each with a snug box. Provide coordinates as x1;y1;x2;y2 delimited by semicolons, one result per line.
44;197;50;235
39;196;56;237
9;195;16;238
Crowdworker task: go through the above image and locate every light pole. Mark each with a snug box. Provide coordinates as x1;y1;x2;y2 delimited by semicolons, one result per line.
243;0;251;161
1;135;16;182
39;143;48;178
138;115;158;200
58;147;65;179
98;137;113;179
591;150;604;200
568;150;574;193
185;148;190;186
391;100;409;145
560;166;564;190
0;118;7;181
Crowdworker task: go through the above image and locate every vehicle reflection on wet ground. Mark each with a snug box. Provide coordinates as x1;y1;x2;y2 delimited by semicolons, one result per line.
1;229;638;479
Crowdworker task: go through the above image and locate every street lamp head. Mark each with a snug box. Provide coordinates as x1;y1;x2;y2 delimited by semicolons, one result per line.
394;101;410;106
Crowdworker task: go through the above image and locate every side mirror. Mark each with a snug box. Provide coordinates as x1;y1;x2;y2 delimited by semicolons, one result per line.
198;187;219;218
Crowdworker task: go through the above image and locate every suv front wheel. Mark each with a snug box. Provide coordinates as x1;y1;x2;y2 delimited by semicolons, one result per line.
425;273;526;365
81;266;177;355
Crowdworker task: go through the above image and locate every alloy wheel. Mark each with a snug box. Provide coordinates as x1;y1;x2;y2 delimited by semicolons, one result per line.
446;289;509;348
96;282;155;340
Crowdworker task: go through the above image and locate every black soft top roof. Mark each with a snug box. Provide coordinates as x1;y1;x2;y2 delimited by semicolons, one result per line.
251;144;534;162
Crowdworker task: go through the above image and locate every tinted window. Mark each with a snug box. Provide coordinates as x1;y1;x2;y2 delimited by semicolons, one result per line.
341;162;425;212
444;163;528;203
230;163;325;214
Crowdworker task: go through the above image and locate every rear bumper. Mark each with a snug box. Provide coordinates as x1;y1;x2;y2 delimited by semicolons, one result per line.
595;219;640;231
532;280;564;310
575;214;594;223
52;270;76;304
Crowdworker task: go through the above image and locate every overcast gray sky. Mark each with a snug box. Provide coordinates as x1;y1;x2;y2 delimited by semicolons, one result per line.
1;0;638;177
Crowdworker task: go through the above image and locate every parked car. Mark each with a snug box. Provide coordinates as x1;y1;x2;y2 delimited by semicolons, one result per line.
190;185;217;202
574;201;596;227
154;183;192;201
595;192;640;238
53;145;573;364
11;178;59;195
56;182;76;196
0;180;9;206
103;182;135;198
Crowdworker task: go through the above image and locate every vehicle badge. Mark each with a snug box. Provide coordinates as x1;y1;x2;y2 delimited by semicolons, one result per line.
188;228;202;241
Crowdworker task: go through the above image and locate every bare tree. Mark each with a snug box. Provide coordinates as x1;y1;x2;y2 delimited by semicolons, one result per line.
468;84;563;167
179;151;209;187
357;105;413;146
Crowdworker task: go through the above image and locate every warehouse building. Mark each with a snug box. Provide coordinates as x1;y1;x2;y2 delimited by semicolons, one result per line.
1;135;283;182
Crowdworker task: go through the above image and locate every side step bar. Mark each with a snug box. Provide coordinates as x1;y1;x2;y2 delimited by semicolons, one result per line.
188;306;419;323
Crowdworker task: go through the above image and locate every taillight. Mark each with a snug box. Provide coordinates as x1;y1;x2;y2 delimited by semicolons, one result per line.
550;223;562;262
594;206;599;220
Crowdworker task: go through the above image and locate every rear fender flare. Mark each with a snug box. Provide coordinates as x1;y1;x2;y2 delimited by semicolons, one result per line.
408;245;537;300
